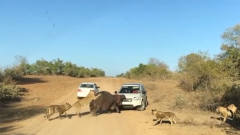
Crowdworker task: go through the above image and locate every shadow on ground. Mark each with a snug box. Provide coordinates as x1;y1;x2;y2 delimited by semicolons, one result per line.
0;125;19;134
210;116;240;135
0;105;45;124
47;111;91;121
17;77;47;85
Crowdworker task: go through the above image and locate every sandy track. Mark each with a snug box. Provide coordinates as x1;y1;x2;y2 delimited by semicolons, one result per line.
1;76;231;135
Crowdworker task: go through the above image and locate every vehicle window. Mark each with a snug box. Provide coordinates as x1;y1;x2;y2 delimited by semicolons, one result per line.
119;86;140;93
80;84;94;88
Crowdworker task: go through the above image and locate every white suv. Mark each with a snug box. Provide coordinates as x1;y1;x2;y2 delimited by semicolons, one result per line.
77;82;99;98
117;83;148;111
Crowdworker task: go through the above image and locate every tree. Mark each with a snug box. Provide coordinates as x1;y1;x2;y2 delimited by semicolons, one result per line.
219;24;240;80
178;53;222;91
148;58;168;69
0;70;3;82
51;59;65;75
222;24;240;48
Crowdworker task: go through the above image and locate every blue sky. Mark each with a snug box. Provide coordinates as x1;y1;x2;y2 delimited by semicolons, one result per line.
0;0;240;76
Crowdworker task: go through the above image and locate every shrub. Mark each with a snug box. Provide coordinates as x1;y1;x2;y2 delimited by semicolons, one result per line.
3;67;24;83
0;84;22;102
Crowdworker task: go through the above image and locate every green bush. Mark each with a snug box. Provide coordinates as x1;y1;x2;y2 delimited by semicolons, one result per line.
0;84;22;102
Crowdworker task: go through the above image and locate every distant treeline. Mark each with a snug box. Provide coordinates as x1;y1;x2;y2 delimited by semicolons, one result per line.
1;58;105;83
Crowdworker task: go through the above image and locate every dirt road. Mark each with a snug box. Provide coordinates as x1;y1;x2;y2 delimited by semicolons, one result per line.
0;76;235;135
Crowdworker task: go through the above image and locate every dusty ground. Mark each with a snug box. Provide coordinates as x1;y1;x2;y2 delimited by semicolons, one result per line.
0;75;239;135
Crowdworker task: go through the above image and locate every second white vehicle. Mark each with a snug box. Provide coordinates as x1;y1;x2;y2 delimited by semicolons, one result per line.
117;83;148;111
77;82;99;98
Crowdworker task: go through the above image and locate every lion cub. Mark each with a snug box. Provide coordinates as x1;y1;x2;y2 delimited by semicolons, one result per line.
151;109;177;125
44;102;72;120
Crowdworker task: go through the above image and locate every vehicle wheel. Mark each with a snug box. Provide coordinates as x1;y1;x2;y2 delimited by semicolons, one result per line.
146;97;149;106
137;100;145;111
145;100;148;107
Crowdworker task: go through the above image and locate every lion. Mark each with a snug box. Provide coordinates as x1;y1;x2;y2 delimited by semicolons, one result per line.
151;109;177;125
44;102;72;120
72;90;99;117
227;104;237;116
216;106;232;123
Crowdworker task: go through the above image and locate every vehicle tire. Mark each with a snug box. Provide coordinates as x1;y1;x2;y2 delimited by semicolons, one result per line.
146;97;148;106
146;100;148;107
137;100;145;111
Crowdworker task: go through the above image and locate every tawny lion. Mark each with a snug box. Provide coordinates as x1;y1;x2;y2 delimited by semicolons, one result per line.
227;104;237;116
151;109;177;125
72;90;99;117
44;102;72;120
216;106;232;123
216;104;237;123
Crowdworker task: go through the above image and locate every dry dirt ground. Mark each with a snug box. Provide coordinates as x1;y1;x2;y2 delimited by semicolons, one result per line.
0;75;239;135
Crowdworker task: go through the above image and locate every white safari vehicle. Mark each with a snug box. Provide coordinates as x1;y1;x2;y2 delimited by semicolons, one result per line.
77;82;99;98
117;83;148;111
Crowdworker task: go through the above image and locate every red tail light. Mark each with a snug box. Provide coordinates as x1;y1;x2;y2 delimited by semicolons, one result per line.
78;89;82;92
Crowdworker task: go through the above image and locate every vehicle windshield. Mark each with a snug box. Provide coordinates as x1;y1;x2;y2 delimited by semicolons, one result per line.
80;84;94;88
119;86;140;93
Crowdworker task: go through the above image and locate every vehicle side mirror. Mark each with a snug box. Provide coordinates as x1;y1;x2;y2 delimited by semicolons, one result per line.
114;91;118;94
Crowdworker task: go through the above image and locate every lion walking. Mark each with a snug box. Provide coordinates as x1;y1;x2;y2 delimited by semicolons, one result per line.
151;109;177;125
